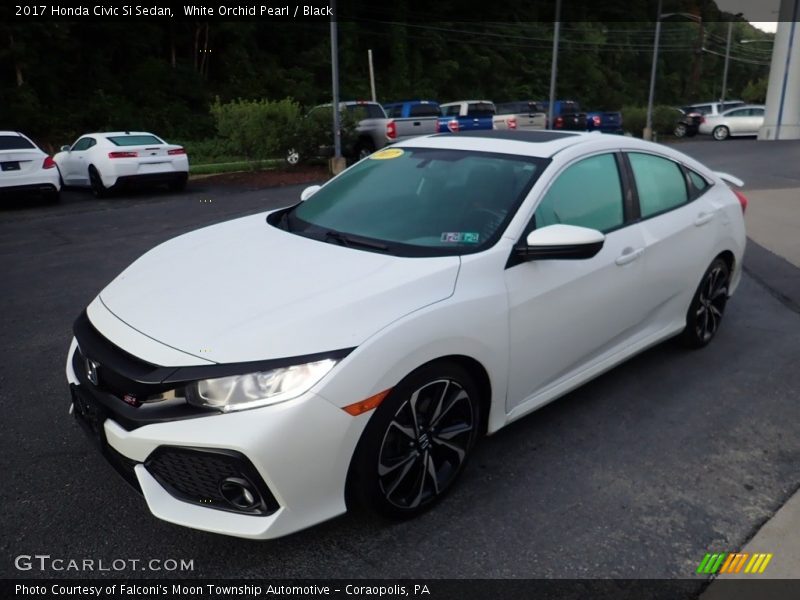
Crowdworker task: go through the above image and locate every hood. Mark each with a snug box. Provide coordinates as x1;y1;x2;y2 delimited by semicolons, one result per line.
97;212;460;365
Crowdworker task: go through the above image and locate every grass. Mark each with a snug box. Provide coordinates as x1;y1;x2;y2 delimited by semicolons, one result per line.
189;158;283;176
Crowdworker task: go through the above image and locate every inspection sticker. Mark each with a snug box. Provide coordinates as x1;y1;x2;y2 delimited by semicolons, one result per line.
370;148;405;160
440;232;480;243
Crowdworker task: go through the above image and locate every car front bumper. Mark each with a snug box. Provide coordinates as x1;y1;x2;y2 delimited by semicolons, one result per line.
66;339;367;539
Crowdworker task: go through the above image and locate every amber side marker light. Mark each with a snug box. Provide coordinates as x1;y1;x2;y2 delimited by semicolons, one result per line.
342;389;392;416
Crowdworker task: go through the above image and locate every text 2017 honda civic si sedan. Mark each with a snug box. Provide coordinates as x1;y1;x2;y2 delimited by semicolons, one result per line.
66;130;746;539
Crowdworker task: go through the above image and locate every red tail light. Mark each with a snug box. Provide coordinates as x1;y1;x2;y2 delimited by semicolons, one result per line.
733;190;748;214
592;115;601;126
108;151;137;159
555;116;564;128
447;119;459;133
167;147;186;155
42;156;57;169
700;116;706;124
435;120;440;133
508;116;518;130
386;120;397;140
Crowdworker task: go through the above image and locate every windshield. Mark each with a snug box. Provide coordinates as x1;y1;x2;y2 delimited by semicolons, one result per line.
285;147;545;257
107;134;165;146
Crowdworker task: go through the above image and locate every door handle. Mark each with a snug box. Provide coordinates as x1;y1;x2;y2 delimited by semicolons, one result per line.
615;247;644;266
694;212;714;226
413;121;421;126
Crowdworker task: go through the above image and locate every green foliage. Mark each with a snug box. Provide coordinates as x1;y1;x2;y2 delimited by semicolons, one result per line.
621;105;679;137
210;97;301;160
742;78;768;104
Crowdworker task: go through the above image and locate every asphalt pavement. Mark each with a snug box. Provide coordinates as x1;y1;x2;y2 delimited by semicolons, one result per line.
1;145;799;585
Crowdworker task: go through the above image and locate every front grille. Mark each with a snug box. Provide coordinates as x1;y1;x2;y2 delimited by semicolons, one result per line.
144;446;279;516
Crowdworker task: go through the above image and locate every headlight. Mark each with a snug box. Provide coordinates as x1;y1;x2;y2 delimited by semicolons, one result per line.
186;359;338;412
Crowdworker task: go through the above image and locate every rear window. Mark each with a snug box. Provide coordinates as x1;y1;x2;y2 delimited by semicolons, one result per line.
384;105;402;118
107;135;164;146
346;104;386;119
0;135;35;151
466;102;496;117
409;104;440;117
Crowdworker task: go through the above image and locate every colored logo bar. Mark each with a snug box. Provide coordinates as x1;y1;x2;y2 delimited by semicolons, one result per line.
697;552;773;574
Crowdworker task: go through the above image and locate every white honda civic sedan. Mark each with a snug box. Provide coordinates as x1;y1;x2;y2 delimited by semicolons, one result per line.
53;131;189;196
66;130;746;539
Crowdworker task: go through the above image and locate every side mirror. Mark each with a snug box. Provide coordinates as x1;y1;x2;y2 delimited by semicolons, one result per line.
516;224;605;261
60;145;71;152
300;185;321;202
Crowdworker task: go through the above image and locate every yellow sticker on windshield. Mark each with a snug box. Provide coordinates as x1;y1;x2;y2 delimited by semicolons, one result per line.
370;148;404;160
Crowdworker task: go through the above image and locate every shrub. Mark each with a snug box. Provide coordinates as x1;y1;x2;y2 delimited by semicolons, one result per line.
210;97;302;160
621;104;680;137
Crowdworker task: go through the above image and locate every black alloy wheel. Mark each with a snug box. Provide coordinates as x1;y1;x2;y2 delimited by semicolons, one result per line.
680;258;730;348
348;361;481;518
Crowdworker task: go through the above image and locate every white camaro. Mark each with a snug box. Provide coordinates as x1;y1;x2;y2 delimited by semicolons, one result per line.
0;131;61;202
53;131;189;197
66;130;746;539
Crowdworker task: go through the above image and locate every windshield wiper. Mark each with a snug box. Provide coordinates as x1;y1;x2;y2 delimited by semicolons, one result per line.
324;230;389;251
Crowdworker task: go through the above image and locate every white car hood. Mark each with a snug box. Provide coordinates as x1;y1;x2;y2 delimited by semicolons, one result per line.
96;212;460;365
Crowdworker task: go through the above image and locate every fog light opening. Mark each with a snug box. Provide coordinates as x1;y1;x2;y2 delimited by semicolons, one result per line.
219;477;260;511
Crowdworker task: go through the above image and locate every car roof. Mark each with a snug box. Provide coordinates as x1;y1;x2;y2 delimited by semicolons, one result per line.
80;131;160;137
440;100;495;106
0;131;25;136
394;129;661;159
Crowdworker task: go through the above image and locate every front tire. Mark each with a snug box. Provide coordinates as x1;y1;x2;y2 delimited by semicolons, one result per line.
347;361;481;519
355;140;375;161
680;258;730;348
674;123;687;138
712;125;730;141
286;148;300;166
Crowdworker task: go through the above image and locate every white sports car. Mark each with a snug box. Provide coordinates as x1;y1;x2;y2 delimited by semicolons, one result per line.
66;130;747;539
53;131;188;196
0;131;61;203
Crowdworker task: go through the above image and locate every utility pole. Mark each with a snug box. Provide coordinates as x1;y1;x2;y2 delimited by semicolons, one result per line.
720;19;734;103
368;49;377;102
547;0;561;130
330;0;345;174
645;0;663;141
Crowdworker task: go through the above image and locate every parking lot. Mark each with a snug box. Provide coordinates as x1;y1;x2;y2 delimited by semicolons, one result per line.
1;139;799;584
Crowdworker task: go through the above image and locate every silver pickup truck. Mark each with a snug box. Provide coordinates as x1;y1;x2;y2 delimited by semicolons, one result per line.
383;100;441;141
287;101;392;165
493;101;548;130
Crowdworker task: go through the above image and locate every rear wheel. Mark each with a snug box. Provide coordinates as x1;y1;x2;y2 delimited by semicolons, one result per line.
286;148;300;166
355;140;375;161
347;361;481;519
712;125;730;141
674;123;687;138
88;167;108;198
680;258;730;348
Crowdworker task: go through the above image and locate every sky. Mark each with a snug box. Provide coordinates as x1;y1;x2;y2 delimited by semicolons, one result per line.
716;0;780;31
751;22;778;33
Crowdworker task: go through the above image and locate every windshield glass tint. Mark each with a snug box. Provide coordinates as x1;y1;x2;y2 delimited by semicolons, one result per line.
0;135;35;150
289;148;544;254
107;135;164;146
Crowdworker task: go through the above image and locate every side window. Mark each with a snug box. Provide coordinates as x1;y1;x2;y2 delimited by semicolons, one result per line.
629;153;688;218
535;154;625;232
726;109;747;117
71;137;95;151
385;105;401;118
687;169;709;193
444;105;461;117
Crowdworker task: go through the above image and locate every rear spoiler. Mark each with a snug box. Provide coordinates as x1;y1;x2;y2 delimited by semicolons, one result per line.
714;171;744;188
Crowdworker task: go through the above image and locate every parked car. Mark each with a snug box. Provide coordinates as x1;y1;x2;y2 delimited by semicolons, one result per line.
537;100;587;130
438;100;496;132
67;129;746;539
493;101;547;130
383;100;441;141
0;131;60;203
698;105;766;141
674;100;747;138
585;110;623;134
286;101;391;165
53;132;188;197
